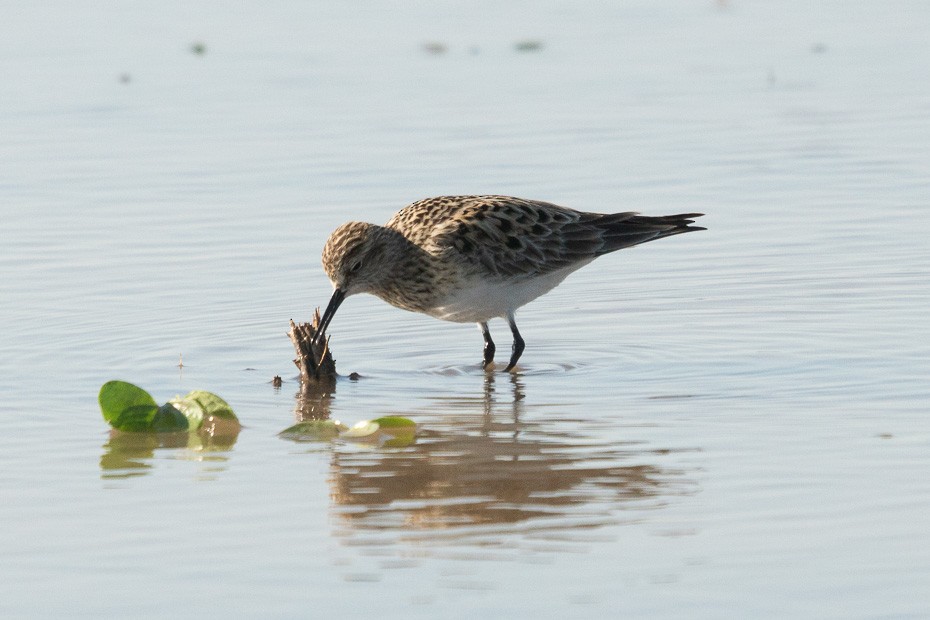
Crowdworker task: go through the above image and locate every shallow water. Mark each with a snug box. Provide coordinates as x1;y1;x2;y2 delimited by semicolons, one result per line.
2;1;930;617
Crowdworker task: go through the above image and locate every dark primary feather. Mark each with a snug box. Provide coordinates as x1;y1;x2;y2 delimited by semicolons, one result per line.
583;211;706;255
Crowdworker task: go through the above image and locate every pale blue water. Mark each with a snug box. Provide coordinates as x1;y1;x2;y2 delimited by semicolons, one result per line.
2;1;929;618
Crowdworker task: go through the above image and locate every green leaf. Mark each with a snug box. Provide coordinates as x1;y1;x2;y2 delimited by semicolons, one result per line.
371;416;416;428
99;382;231;434
151;403;189;432
110;403;160;432
279;420;348;442
340;417;416;447
169;390;238;430
340;420;381;438
99;380;157;423
99;381;159;431
377;417;416;448
185;391;236;419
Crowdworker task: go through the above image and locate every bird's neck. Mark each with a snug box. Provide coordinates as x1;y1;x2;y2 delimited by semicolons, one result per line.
370;228;443;314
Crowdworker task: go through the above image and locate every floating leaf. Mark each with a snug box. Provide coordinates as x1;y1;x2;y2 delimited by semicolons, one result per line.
340;420;381;438
371;416;416;428
277;416;416;446
99;381;160;432
514;39;543;52
340;417;416;447
279;420;348;442
374;417;416;447
150;402;190;432
109;404;160;432
99;380;156;422
99;381;234;434
170;390;238;431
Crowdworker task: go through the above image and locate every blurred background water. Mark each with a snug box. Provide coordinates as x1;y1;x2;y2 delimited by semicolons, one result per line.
2;1;929;618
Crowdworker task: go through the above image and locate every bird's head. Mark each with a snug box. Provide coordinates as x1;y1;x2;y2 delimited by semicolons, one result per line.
316;221;389;341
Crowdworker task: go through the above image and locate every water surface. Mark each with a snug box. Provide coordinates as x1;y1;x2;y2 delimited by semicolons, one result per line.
2;1;929;618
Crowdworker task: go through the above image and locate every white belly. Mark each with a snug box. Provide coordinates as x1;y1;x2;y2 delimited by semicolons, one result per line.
427;262;591;323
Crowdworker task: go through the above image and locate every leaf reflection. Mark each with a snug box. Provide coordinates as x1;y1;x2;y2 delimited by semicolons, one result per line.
99;426;239;480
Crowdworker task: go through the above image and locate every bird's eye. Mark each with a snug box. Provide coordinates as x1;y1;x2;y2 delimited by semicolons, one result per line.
350;260;363;273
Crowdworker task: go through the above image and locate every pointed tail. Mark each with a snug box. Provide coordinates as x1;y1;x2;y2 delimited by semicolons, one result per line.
593;212;705;255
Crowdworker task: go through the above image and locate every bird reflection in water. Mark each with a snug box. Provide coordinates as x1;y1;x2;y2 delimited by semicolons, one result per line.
320;373;696;550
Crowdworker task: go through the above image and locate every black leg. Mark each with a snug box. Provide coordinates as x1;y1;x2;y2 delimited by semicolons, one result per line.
504;314;525;372
480;322;495;368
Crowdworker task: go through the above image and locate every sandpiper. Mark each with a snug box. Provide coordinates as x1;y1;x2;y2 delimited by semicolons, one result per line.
316;195;704;371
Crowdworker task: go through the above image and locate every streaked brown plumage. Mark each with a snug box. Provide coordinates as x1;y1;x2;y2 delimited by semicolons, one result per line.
317;195;704;371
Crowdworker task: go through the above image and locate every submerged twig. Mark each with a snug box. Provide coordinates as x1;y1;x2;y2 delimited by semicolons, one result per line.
288;309;337;384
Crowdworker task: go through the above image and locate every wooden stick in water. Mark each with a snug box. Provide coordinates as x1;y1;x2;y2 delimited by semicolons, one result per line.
288;308;337;383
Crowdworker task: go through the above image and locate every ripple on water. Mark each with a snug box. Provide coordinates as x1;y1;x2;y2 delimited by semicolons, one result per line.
420;360;590;377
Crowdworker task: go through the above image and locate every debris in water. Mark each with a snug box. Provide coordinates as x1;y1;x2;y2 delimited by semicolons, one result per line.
514;39;543;53
421;41;447;55
288;309;338;383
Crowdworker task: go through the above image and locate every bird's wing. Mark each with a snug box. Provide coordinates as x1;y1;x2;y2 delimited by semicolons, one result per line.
425;196;621;280
392;195;703;280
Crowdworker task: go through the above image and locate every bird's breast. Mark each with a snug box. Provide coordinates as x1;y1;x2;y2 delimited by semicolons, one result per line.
426;263;589;323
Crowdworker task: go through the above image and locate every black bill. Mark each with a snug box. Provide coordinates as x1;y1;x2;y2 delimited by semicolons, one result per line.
314;288;346;345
